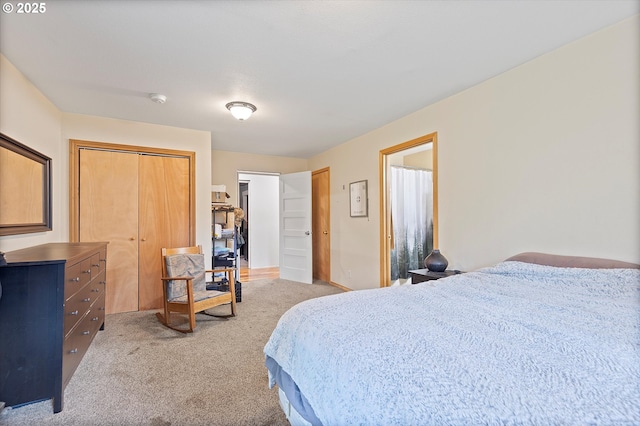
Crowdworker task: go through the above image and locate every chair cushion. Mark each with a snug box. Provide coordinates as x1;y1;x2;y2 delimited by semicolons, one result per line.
165;253;207;301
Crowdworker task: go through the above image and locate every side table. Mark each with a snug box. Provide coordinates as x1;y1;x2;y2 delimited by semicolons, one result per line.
409;269;463;284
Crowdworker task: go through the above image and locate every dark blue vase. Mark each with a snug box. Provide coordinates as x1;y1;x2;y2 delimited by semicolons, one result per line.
424;249;448;272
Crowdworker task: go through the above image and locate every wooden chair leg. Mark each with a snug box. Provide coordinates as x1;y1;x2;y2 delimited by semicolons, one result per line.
230;296;237;317
222;270;237;317
156;312;191;334
156;311;165;325
188;309;196;332
156;297;170;326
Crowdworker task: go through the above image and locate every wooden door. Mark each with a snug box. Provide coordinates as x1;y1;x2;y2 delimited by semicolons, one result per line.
312;168;330;282
80;149;139;314
72;140;195;313
138;155;191;310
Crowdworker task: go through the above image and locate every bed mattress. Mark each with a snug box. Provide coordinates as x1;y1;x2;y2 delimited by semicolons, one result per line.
265;260;640;425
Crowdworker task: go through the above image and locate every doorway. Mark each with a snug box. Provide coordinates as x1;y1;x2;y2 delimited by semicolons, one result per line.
239;181;249;265
237;172;279;270
379;132;438;287
237;169;331;284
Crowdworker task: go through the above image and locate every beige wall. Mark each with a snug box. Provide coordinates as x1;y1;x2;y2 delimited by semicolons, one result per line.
0;55;64;251
211;149;308;204
0;55;213;265
310;16;640;289
404;150;433;170
3;16;638;290
61;114;212;265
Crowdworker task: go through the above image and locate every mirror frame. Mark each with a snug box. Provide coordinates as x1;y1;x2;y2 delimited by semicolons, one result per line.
0;132;52;236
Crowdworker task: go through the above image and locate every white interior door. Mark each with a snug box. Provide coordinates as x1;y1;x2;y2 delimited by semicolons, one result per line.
279;171;312;283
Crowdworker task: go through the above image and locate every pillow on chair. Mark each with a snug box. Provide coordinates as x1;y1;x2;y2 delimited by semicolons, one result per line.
165;253;207;301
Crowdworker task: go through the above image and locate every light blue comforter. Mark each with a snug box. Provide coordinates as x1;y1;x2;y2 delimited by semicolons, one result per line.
264;261;640;425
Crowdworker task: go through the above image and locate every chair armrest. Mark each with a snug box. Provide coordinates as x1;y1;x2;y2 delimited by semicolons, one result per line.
211;267;235;274
161;276;195;281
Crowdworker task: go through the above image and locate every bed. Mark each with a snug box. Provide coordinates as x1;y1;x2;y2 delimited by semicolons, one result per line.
264;253;640;425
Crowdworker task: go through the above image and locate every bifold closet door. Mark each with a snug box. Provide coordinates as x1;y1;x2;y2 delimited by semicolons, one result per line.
79;150;191;313
138;154;190;311
80;149;139;314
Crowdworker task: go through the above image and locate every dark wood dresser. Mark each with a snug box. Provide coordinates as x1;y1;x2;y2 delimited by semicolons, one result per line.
0;242;107;413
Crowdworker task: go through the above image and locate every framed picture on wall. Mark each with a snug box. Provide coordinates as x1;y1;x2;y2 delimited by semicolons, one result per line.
350;180;368;217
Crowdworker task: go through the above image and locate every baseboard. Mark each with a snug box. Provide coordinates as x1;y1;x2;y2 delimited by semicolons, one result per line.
329;281;351;292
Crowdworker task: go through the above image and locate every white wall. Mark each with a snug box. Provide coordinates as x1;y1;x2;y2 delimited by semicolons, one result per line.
310;16;640;289
238;173;279;268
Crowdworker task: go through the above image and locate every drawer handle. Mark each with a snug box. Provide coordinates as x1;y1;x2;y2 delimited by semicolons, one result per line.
83;270;91;274
92;317;99;321
100;281;106;285
91;288;100;293
83;297;91;303
100;259;106;263
99;307;105;311
92;263;100;267
69;310;79;316
82;330;91;335
69;348;78;354
71;277;80;282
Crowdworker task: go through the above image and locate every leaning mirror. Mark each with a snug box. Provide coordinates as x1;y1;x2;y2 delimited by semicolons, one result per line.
0;132;52;236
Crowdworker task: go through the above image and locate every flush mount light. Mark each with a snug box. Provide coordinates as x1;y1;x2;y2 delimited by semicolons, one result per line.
225;101;257;120
149;93;167;104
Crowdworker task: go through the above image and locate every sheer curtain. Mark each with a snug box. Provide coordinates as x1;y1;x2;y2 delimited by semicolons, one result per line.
390;166;433;280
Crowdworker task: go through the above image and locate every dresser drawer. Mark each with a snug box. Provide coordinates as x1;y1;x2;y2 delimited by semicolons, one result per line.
62;292;105;386
90;269;106;298
63;269;106;337
90;252;104;278
64;258;92;300
63;283;94;338
89;270;106;325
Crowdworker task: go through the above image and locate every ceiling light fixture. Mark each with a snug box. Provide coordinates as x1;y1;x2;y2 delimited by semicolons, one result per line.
149;93;167;104
225;101;256;121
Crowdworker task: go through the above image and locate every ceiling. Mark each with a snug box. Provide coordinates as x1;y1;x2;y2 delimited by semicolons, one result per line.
1;1;637;158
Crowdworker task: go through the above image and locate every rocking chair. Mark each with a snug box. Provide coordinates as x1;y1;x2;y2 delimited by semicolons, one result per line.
157;245;236;333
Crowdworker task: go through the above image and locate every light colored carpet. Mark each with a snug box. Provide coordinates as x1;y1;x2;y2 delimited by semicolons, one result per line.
0;279;343;426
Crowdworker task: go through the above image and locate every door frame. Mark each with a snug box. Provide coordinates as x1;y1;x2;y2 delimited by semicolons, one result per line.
379;132;438;287
69;140;196;243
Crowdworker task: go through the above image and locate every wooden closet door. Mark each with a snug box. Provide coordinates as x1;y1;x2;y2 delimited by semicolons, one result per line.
138;155;191;310
79;149;139;314
312;168;330;282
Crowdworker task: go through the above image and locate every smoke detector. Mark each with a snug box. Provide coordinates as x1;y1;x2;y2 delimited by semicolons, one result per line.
149;93;167;104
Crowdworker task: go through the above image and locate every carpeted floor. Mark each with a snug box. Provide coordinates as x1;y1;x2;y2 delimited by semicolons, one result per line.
0;278;343;426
